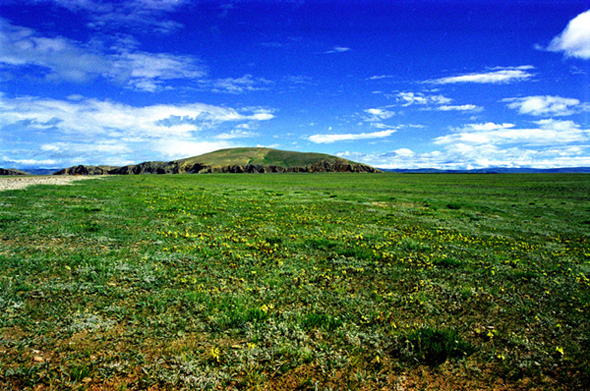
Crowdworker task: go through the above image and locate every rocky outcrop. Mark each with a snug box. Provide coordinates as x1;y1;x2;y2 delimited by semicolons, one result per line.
53;165;115;175
201;161;380;173
54;161;213;176
55;161;380;175
0;168;30;176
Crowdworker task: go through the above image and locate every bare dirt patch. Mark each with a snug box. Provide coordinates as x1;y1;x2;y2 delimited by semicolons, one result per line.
0;176;99;192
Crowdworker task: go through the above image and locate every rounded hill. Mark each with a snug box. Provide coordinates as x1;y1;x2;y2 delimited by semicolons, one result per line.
54;147;381;175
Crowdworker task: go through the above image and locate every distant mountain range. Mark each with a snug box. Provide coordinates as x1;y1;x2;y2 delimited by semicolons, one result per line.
382;167;590;174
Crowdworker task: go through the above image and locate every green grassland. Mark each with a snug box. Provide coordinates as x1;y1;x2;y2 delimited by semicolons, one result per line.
1;173;589;390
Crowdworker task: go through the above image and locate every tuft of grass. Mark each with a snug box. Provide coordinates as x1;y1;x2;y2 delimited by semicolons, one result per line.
402;327;474;366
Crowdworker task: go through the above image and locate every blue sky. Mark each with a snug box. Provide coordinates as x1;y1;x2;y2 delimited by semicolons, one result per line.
1;0;589;169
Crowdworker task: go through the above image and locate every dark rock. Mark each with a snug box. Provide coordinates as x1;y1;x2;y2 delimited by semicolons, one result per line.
53;165;113;175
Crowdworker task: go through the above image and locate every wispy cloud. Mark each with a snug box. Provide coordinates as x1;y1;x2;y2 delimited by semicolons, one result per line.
35;0;186;34
391;92;481;112
503;95;583;116
215;129;259;140
368;75;395;80
546;9;590;59
430;66;534;84
0;18;109;82
395;92;452;106
0;18;204;90
325;46;351;54
111;51;206;92
436;104;482;112
307;129;396;144
206;74;273;94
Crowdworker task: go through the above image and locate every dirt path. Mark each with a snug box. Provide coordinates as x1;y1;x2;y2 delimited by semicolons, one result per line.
0;176;99;192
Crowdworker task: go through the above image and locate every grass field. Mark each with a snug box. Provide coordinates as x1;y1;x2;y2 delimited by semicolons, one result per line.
1;173;589;390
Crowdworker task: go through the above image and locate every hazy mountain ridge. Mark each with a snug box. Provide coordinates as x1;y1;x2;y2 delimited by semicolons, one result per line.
383;167;590;174
0;168;30;176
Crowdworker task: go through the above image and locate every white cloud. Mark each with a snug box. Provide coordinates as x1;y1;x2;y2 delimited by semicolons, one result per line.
0;94;274;167
343;144;590;170
156;140;236;160
436;104;482;112
364;108;396;121
0;18;109;82
39;0;186;34
434;120;589;146
325;46;351;54
368;75;394;80
215;129;259;140
431;66;534;84
334;118;590;170
1;157;59;166
393;148;415;158
395;92;452;106
307;129;396;144
547;9;590;59
467;122;515;131
110;51;205;91
503;95;581;116
0;95;274;137
0;18;205;90
391;91;480;112
207;74;273;94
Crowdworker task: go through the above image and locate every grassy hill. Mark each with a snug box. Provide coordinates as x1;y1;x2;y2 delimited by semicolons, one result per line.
176;147;363;168
56;147;380;175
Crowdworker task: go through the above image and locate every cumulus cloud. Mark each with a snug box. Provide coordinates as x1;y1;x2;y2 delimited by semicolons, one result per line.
364;108;396;121
392;148;415;158
434;120;589;146
335;118;590;170
547;9;590;59
307;129;396;144
340;144;590;170
503;95;582;116
431;66;534;84
0;95;273;137
0;94;274;167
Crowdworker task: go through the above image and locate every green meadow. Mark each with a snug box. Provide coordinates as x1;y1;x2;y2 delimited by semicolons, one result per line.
1;173;589;390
